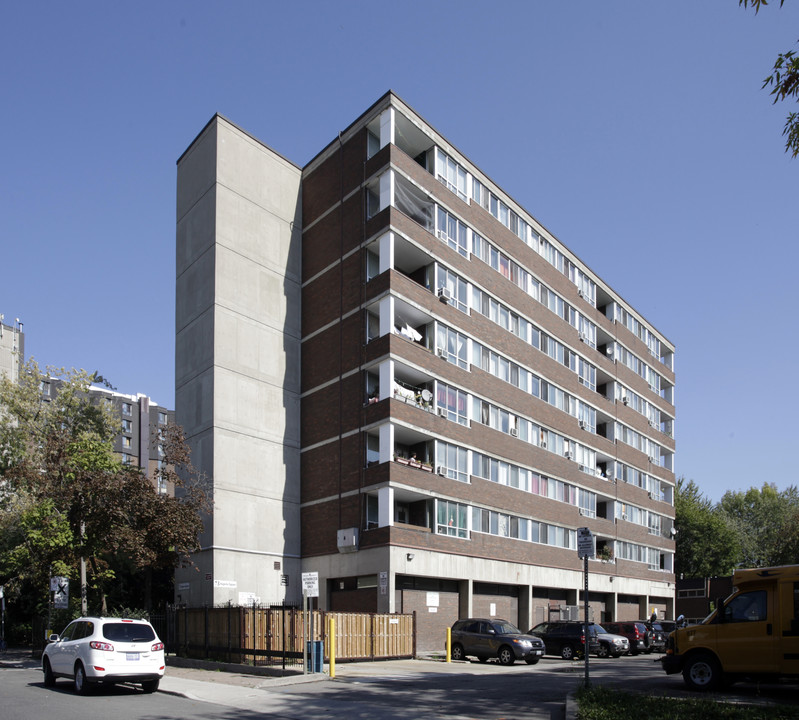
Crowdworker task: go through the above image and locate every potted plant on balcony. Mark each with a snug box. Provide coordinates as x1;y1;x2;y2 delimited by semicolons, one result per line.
598;546;614;562
394;454;410;465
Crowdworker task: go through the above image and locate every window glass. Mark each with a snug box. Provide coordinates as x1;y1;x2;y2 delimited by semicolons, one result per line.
724;591;768;623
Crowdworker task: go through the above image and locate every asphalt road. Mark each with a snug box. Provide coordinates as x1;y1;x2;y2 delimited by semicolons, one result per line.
3;651;798;720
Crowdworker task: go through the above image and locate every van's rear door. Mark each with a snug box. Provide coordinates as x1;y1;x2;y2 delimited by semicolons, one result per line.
779;579;799;675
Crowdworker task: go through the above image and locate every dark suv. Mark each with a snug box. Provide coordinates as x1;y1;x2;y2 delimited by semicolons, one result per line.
602;621;653;655
449;618;546;666
642;621;667;652
528;621;601;660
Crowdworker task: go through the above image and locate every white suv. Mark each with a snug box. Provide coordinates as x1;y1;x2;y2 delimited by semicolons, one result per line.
42;616;165;694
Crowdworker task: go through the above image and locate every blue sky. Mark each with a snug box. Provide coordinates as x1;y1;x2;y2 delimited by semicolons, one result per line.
2;1;797;503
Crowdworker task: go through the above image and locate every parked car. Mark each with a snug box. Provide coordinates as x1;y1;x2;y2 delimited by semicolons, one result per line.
528;621;601;660
42;616;165;694
602;621;653;655
448;618;546;666
588;623;630;658
642;621;667;653
657;619;677;635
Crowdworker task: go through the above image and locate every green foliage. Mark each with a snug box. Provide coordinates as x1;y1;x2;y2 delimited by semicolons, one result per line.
675;478;741;578
0;359;209;617
718;483;799;567
576;684;798;719
740;0;799;158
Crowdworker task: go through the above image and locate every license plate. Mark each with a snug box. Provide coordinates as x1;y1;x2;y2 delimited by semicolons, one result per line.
126;653;140;661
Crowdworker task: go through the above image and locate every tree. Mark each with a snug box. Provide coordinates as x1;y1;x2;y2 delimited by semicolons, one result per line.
675;478;741;578
740;0;799;157
718;482;799;567
0;359;209;616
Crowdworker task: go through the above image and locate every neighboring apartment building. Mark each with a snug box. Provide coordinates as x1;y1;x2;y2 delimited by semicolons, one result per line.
676;575;733;624
174;92;677;646
0;315;24;385
41;380;175;495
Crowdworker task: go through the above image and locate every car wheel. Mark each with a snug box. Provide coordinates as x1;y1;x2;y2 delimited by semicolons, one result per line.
450;643;465;661
141;679;160;693
477;656;488;663
42;658;56;687
525;655;540;665
497;645;516;666
560;643;575;660
683;652;722;691
595;643;609;658
73;662;90;695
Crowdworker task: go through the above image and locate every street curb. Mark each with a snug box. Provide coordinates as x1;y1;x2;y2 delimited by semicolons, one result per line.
564;692;577;720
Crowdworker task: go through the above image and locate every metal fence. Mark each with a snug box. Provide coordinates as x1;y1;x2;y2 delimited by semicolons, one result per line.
151;604;415;668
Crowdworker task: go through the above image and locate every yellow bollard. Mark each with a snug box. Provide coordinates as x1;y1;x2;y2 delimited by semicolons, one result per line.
446;626;451;662
329;617;336;678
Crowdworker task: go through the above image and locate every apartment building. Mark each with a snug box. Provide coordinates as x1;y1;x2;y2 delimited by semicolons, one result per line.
40;380;175;494
0;315;24;385
175;92;676;647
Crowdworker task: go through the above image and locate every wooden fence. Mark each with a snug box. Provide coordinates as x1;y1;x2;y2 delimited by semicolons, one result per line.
163;605;415;666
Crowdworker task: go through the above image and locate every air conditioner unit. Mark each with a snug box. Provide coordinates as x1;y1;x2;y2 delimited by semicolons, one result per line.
579;333;587;342
579;420;587;430
649;420;657;428
648;491;655;500
337;527;359;554
648;456;655;463
622;513;628;521
436;466;446;476
579;508;589;517
565;451;573;460
437;287;452;303
510;427;518;437
540;441;547;449
622;397;629;405
438;408;447;417
578;289;584;298
436;347;447;358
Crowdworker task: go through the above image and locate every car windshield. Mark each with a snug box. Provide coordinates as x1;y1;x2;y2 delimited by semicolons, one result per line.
592;624;607;633
493;621;522;635
102;622;156;642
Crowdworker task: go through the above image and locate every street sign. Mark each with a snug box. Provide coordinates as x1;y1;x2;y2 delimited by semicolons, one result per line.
577;527;595;559
302;572;319;598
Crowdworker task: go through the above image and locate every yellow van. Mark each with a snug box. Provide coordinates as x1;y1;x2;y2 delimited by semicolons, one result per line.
661;564;799;690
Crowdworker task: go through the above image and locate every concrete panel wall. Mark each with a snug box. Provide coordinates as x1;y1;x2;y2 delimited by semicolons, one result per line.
176;115;302;606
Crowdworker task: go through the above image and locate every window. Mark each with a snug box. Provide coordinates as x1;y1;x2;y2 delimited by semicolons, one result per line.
366;248;380;281
435;149;468;202
437;500;468;538
437;383;468;425
122;402;132;416
40;381;51;396
366;495;379;528
122;437;131;449
158;412;167;425
122;419;132;433
436;206;468;256
437;441;469;483
366;311;380;343
366;434;380;466
437;266;469;313
436;325;468;369
724;591;768;623
157;476;168;495
367;130;380;159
